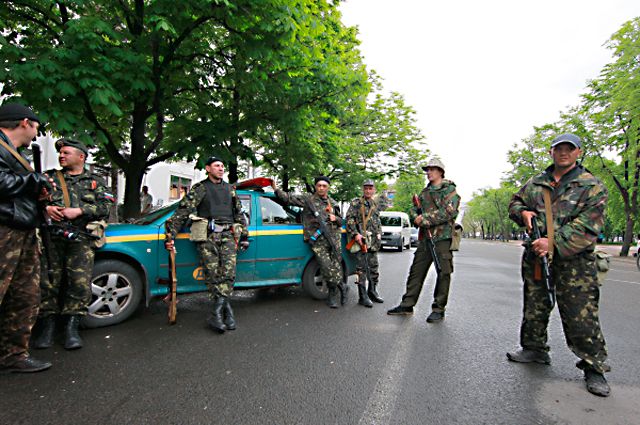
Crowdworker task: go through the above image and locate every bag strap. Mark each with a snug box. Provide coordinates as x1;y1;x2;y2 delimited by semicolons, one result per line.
542;188;554;261
0;137;34;172
56;170;71;207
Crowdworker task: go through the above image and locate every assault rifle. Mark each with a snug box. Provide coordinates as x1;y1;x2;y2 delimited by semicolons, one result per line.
48;223;100;241
32;144;55;285
530;216;556;308
412;194;442;274
356;222;374;285
164;228;178;325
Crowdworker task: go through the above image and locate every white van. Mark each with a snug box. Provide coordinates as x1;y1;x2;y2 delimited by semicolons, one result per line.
380;211;412;252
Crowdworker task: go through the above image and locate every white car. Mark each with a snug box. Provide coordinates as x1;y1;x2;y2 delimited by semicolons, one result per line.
380;211;412;252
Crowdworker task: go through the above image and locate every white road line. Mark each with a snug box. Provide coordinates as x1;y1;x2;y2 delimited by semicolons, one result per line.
607;279;640;285
358;322;415;425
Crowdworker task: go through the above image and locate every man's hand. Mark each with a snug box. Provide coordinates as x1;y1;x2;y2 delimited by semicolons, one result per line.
532;237;550;258
355;234;364;244
414;214;423;226
61;207;83;220
45;205;65;222
165;238;175;252
521;211;537;232
271;181;277;191
328;213;337;222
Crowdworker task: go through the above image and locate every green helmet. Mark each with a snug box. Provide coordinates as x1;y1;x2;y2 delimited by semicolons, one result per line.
421;157;445;173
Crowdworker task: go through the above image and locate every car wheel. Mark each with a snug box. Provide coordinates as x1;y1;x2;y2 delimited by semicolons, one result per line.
81;259;143;328
637;253;640;271
397;241;403;252
302;258;328;300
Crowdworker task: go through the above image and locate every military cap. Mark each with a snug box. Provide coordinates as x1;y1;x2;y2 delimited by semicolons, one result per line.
314;176;331;185
0;103;40;123
362;179;375;186
205;156;224;166
421;157;446;173
551;133;582;149
55;138;89;155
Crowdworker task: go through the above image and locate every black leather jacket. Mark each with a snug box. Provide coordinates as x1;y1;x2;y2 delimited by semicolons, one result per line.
0;131;47;230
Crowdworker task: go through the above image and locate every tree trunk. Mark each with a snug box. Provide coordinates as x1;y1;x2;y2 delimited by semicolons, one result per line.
620;217;634;256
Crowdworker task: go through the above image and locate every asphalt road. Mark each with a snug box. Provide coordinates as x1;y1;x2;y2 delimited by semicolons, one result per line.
1;239;639;425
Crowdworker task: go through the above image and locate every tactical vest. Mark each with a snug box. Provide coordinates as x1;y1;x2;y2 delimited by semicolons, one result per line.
197;179;234;223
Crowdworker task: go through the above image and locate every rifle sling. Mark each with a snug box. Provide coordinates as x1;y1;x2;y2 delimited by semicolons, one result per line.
56;170;71;208
0;137;34;172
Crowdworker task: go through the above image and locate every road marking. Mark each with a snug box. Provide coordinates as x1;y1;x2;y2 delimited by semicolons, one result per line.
358;322;415;425
607;278;640;285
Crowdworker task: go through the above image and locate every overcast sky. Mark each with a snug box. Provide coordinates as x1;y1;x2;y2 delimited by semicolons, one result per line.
339;0;640;199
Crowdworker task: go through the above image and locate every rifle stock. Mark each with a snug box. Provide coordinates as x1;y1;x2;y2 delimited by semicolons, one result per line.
167;247;178;324
530;217;556;307
412;194;442;273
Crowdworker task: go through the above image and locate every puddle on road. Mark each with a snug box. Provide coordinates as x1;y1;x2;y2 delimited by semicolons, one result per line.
537;380;640;424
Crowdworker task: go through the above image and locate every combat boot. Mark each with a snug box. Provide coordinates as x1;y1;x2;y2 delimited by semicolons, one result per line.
338;282;349;305
64;315;83;350
207;296;227;333
223;298;236;331
357;283;373;308
506;349;551;365
32;316;56;349
584;369;611;397
367;282;384;303
326;287;339;309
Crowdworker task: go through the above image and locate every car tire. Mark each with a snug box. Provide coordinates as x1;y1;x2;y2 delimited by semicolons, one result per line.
81;259;144;328
637;253;640;271
302;258;328;300
397;241;403;252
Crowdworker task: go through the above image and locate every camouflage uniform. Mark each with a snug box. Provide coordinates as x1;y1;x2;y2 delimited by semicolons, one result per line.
165;179;246;298
0;130;49;366
509;164;609;374
39;169;113;317
275;190;343;290
399;180;460;312
346;196;386;289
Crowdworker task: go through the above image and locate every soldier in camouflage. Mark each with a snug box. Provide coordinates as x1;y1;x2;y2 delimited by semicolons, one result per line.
31;138;114;350
346;179;387;307
272;176;346;308
165;157;248;333
0;103;52;373
507;134;611;397
387;157;461;323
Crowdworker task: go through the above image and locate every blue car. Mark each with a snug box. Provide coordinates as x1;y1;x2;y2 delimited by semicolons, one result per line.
84;188;356;328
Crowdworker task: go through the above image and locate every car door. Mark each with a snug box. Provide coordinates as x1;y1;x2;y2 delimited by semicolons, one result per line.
253;193;309;285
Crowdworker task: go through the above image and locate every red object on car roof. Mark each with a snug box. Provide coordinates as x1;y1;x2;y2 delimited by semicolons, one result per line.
235;177;274;190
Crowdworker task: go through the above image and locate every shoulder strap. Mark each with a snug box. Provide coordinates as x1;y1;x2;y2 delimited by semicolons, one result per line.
542;188;554;260
56;170;71;207
0;137;34;172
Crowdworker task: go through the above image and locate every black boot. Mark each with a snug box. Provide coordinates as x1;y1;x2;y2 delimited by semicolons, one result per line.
32;316;56;349
223;298;236;331
326;287;339;309
358;283;373;308
338;282;349;305
368;282;384;303
207;297;227;333
64;316;83;350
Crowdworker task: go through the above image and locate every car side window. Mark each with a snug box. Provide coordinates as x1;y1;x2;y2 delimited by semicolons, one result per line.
260;196;298;225
240;195;251;225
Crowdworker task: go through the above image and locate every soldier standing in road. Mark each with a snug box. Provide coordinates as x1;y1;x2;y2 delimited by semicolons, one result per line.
272;177;347;308
507;134;611;397
387;158;461;323
164;157;248;333
0;103;53;373
31;139;114;350
345;179;387;307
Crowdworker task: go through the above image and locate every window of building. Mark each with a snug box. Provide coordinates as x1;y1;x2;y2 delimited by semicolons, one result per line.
170;176;192;200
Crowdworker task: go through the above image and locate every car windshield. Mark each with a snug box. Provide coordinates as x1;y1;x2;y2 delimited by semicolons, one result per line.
131;202;179;225
381;216;402;226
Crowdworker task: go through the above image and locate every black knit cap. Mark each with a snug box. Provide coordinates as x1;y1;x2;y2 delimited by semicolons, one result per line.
0;103;40;123
55;138;89;155
205;156;224;166
314;176;330;185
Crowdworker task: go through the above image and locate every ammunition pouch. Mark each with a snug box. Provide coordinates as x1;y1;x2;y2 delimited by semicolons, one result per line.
450;225;463;251
594;250;611;282
86;220;108;248
189;214;208;242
